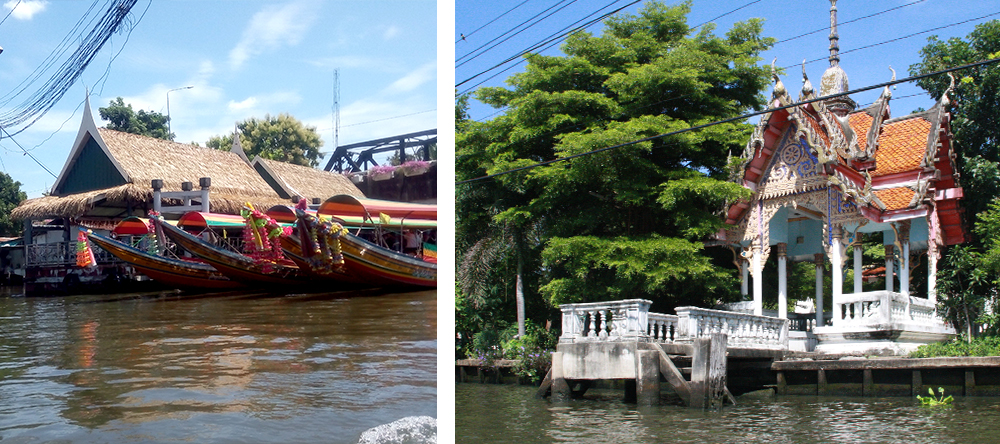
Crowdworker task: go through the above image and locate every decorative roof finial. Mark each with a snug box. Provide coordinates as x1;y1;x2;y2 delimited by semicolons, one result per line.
829;0;839;67
801;60;814;98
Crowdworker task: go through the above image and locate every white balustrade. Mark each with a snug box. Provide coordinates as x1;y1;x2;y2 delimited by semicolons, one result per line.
558;300;788;349
832;291;944;328
558;299;651;344
648;313;679;343
674;306;789;349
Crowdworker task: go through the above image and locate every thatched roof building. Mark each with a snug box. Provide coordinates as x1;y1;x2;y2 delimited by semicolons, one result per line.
252;157;362;204
11;96;362;225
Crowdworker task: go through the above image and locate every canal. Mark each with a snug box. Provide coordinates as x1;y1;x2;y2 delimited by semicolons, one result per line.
457;383;1000;443
0;288;436;443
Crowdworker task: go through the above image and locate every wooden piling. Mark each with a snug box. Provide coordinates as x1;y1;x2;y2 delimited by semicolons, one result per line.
654;344;692;405
966;369;976;397
550;352;571;401
636;350;660;405
691;333;728;410
912;370;922;398
863;369;874;397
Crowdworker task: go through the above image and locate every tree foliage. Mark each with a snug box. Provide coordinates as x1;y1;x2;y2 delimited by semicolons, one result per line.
910;20;1000;335
207;113;324;167
0;172;27;236
457;0;774;343
98;97;172;140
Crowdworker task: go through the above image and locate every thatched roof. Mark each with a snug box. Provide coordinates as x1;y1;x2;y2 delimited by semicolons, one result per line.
99;128;280;199
253;157;364;203
11;99;293;220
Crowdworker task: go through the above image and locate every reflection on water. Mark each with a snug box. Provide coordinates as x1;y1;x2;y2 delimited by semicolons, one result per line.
0;289;436;443
457;383;1000;444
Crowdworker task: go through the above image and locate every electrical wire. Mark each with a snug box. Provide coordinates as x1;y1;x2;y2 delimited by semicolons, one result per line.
462;3;990;161
457;57;1000;186
0;0;22;28
457;0;582;68
0;0;139;138
0;126;58;178
457;0;531;44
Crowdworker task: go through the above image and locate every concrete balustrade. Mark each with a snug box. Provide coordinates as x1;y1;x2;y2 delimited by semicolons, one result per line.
558;300;788;350
832;291;943;328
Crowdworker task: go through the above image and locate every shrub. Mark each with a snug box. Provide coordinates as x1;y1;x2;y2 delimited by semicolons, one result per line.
910;336;1000;358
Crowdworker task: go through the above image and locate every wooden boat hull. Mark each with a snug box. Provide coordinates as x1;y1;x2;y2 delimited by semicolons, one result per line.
155;218;311;287
339;233;436;287
87;232;244;290
292;210;436;288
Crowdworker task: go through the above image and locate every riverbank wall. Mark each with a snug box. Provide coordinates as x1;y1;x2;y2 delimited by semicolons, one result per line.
458;355;1000;398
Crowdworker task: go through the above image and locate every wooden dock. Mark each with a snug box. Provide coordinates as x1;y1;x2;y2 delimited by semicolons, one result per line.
774;356;1000;397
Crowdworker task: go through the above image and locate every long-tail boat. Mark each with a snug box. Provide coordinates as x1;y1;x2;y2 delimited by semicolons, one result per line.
154;209;315;288
85;217;244;290
271;195;436;287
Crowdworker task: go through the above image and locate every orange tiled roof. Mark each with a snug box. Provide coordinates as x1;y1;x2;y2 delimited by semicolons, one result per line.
803;113;830;148
873;187;916;210
849;112;873;152
871;117;930;177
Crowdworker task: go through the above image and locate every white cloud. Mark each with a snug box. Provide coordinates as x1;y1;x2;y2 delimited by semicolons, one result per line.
228;97;257;111
383;62;435;94
382;25;401;41
228;1;319;70
4;0;46;20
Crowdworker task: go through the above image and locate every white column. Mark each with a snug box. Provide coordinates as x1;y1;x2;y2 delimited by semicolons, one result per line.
928;247;938;304
831;226;844;312
884;244;894;292
815;253;824;327
741;259;749;298
853;244;863;294
901;240;910;296
752;246;763;316
777;243;788;319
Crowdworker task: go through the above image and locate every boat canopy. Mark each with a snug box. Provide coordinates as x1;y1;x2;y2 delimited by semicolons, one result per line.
318;195;436;221
265;205;436;229
112;217;153;235
176;212;247;230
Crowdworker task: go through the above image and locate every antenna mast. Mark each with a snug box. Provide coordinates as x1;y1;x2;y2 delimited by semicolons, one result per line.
333;68;341;170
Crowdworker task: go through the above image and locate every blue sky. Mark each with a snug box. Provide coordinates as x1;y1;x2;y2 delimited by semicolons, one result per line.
456;0;999;125
1;0;437;198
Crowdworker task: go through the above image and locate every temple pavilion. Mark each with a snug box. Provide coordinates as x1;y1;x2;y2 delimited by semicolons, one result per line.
721;0;966;353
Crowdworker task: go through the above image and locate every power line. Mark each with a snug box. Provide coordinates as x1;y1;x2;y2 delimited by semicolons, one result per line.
0;0;139;138
0;126;58;178
457;0;638;88
0;0;22;28
773;0;926;46
457;0;582;68
457;57;1000;186
786;10;1000;70
463;5;993;157
457;0;531;44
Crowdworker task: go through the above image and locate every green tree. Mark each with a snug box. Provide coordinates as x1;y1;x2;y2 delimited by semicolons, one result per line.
0;172;27;236
910;21;1000;334
207;114;324;167
98;97;172;140
457;1;772;341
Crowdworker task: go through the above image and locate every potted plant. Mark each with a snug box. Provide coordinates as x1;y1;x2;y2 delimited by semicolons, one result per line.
400;160;431;177
368;165;396;181
342;170;364;184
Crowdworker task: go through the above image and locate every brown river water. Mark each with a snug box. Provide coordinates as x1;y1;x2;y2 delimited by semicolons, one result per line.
457;383;1000;443
0;288;436;443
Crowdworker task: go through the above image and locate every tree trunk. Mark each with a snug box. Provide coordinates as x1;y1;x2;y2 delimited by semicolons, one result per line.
516;258;525;338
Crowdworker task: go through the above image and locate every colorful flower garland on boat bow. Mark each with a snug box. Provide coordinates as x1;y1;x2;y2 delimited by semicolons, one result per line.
241;203;292;273
76;229;97;268
295;208;347;274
